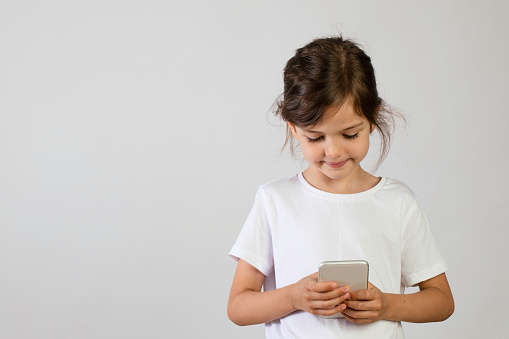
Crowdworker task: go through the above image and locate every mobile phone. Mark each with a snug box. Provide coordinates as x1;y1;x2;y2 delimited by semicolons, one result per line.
318;260;369;318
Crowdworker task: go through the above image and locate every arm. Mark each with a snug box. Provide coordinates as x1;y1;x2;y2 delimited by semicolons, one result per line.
227;259;350;326
342;273;454;324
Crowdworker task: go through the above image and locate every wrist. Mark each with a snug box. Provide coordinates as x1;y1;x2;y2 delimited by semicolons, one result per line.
382;292;395;321
287;283;299;312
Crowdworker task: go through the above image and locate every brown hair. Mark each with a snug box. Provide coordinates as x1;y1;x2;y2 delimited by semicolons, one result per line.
274;36;400;170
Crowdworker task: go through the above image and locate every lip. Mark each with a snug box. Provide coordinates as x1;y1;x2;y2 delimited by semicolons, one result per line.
324;160;348;169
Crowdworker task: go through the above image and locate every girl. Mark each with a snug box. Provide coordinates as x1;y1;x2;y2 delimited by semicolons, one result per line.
227;36;454;338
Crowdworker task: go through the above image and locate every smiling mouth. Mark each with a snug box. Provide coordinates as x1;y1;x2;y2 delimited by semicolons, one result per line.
324;160;348;169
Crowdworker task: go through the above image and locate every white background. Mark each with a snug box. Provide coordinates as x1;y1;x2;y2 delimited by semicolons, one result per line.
1;1;508;338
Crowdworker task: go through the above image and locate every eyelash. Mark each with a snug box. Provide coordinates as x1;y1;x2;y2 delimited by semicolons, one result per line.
307;136;323;143
344;133;359;140
306;133;359;143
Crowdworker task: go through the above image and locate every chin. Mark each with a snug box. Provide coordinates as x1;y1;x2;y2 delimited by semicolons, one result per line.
325;174;350;181
320;165;358;179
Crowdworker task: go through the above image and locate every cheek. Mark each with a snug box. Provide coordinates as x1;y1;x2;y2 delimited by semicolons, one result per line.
300;142;322;160
354;138;371;157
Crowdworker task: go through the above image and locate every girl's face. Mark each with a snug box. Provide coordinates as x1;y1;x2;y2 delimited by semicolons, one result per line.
288;101;373;192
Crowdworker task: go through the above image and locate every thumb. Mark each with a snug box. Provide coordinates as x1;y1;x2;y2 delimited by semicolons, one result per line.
308;272;318;281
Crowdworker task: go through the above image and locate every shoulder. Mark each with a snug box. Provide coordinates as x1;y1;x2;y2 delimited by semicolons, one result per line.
381;178;417;196
378;178;421;206
258;174;301;196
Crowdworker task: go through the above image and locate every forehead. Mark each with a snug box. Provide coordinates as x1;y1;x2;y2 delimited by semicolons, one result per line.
303;102;367;132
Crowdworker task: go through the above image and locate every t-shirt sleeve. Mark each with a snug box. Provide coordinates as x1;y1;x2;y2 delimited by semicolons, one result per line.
400;194;448;287
229;187;274;277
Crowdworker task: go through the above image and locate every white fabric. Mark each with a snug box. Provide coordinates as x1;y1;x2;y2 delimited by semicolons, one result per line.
230;173;448;339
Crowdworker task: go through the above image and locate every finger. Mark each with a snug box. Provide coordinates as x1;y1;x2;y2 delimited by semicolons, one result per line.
306;287;350;311
303;272;318;291
344;300;369;311
341;308;377;323
349;288;373;301
340;310;357;323
311;281;339;292
313;303;347;317
346;298;381;311
314;286;350;300
310;293;350;310
341;309;373;324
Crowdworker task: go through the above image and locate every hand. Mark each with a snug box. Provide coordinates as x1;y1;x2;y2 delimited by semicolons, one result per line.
290;272;350;317
342;282;388;324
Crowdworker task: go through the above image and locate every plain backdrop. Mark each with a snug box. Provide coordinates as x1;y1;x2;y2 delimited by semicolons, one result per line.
1;1;508;338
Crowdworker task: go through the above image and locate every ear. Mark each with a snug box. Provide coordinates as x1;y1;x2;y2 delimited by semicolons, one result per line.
287;122;298;138
370;123;376;133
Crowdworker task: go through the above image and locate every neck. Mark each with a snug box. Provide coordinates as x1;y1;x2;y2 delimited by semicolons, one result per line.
302;167;380;194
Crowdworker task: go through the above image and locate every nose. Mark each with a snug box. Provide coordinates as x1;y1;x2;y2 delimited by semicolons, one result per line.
324;139;344;159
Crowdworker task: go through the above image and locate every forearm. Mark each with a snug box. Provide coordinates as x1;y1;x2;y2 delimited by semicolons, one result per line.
384;286;454;323
228;284;296;326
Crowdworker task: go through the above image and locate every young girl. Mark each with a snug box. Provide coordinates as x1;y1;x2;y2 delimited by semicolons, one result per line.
227;36;454;338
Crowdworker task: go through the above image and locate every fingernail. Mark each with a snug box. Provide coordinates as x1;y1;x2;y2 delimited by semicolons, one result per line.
331;283;337;288
344;293;350;299
344;287;350;293
340;304;346;310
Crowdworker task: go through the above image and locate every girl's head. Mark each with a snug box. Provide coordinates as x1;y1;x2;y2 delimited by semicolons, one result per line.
275;36;396;169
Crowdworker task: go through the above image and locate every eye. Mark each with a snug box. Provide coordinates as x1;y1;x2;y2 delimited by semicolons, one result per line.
343;133;359;139
306;136;323;143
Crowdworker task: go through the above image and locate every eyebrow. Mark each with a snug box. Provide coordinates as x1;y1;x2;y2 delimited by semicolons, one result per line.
305;122;364;134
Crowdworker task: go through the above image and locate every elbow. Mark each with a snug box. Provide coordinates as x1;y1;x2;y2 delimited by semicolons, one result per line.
228;316;246;327
438;295;455;322
444;298;455;320
227;310;240;326
227;303;248;326
227;312;249;327
227;303;237;325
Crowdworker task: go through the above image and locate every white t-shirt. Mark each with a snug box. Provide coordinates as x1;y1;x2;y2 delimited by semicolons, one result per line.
230;174;447;339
